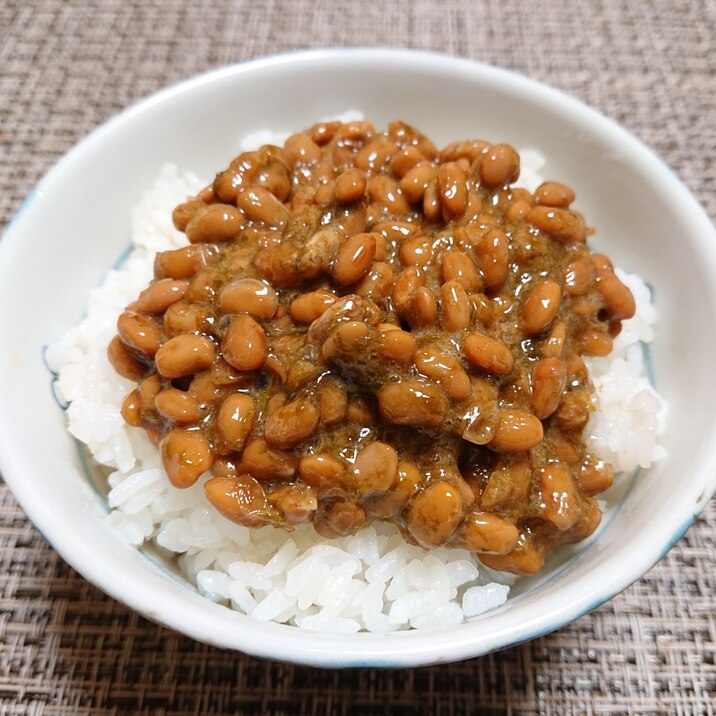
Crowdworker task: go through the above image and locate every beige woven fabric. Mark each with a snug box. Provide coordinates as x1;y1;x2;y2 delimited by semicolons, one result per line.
1;0;715;713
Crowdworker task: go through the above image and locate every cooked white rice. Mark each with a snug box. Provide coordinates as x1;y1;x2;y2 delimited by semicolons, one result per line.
46;150;666;633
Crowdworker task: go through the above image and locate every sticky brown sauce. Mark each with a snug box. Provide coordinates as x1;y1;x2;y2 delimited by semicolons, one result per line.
108;120;635;575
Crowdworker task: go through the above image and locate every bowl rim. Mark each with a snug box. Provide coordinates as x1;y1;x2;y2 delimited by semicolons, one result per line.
2;47;716;668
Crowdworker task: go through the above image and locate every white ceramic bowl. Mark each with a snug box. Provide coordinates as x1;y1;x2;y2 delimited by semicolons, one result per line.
1;49;715;668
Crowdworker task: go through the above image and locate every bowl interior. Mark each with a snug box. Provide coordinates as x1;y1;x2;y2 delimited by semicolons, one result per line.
2;49;716;667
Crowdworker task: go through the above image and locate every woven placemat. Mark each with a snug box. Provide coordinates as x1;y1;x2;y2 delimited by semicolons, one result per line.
1;1;715;714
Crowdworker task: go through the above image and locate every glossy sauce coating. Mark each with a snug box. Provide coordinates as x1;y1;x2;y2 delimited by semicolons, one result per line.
109;120;635;574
